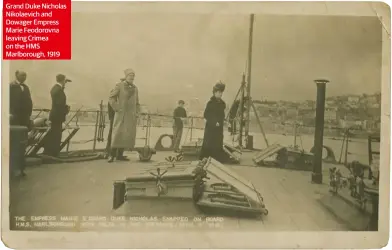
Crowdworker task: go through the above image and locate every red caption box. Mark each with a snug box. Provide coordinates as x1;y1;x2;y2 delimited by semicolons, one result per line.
2;0;71;60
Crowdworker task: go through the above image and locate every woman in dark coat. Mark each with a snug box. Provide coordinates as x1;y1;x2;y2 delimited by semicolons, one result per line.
199;82;226;162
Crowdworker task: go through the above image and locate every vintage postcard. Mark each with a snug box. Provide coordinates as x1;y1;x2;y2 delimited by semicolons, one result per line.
1;1;390;249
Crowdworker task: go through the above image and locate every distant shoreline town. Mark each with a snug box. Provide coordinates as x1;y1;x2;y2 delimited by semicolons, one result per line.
252;92;381;132
33;92;381;139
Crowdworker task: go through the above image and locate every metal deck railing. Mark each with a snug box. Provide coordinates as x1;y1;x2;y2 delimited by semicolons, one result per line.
30;103;380;165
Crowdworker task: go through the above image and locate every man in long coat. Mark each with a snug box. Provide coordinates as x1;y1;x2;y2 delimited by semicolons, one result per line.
105;100;126;159
108;69;140;162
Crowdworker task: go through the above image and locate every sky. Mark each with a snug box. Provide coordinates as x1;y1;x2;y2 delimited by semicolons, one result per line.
10;13;382;111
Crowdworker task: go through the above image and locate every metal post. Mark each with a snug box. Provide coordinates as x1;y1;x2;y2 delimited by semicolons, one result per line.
293;109;299;149
293;123;297;149
92;110;99;152
368;135;372;165
239;74;246;147
245;13;255;143
190;117;193;141
98;100;104;142
250;102;269;147
144;115;148;146
312;79;329;184
146;115;151;146
338;132;346;164
344;129;350;166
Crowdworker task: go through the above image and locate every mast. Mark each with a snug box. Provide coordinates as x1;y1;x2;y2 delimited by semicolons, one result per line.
239;73;246;147
245;14;255;144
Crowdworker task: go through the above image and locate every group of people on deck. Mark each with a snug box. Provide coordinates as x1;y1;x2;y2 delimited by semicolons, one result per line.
170;81;227;163
10;67;228;173
10;70;72;177
104;69;228;163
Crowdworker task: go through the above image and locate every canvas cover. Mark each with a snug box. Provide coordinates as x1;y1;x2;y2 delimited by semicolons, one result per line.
196;158;267;216
252;144;284;164
124;161;199;199
125;161;199;182
120;158;267;217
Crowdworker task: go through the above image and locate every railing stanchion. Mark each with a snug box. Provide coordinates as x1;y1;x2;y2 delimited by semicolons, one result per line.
190;117;193;141
92;110;99;152
344;128;350;166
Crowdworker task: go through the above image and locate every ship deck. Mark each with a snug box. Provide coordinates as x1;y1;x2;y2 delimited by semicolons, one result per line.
10;150;350;231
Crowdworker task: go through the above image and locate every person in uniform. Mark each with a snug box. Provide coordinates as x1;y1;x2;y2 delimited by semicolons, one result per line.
172;100;187;152
9;70;33;177
43;74;71;157
199;82;226;162
10;70;33;128
108;68;140;162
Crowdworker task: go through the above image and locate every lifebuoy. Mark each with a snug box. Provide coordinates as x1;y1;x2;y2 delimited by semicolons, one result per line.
310;145;337;163
154;134;174;151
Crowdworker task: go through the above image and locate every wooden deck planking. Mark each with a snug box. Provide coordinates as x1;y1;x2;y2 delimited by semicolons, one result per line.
10;150;348;231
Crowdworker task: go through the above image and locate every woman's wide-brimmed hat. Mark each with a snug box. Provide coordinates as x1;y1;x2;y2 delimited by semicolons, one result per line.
213;81;226;93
